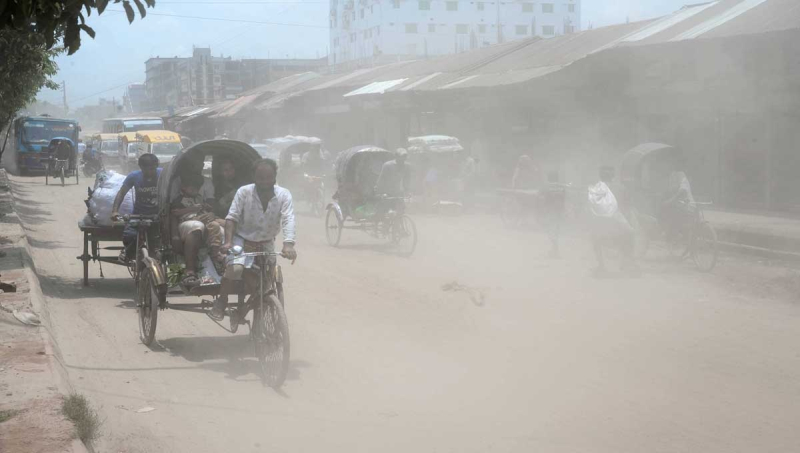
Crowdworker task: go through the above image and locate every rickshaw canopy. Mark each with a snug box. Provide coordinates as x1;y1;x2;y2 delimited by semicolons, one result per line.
407;135;463;154
156;139;262;215
48;137;74;149
334;146;393;193
620;143;679;190
265;136;322;156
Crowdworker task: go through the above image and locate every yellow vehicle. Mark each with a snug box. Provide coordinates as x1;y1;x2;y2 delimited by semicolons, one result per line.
120;130;182;170
92;133;123;160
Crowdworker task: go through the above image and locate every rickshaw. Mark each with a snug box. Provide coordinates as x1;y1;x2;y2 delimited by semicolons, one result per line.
621;143;718;272
116;140;291;387
407;135;464;212
45;137;79;186
268;136;328;217
325;146;418;256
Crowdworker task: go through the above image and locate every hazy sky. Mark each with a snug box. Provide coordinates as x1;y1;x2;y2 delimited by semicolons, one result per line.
37;0;691;107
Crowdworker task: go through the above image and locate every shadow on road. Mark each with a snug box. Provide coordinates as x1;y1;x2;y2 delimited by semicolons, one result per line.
38;274;133;300
159;335;309;383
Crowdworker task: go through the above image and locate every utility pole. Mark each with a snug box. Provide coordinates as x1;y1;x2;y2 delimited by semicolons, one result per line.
62;81;68;116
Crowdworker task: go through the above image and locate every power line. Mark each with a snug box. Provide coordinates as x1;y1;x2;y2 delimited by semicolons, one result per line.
107;9;327;28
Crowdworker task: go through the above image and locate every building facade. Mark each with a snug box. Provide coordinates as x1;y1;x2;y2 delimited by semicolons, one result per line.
146;47;326;110
329;0;580;65
124;83;147;113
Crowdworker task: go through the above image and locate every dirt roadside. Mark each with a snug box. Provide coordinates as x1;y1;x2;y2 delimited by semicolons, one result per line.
0;170;88;453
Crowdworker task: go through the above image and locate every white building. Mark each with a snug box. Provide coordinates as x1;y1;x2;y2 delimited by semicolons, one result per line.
329;0;581;66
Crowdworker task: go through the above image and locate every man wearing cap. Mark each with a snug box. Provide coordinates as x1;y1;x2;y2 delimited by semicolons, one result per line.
375;148;411;197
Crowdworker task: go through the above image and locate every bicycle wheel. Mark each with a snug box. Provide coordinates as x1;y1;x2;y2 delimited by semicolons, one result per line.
667;229;691;260
692;222;718;272
325;207;343;247
253;294;290;388
136;268;161;346
392;215;418;257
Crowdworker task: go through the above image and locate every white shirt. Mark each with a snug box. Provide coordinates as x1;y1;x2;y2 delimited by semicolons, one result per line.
169;176;215;202
226;184;296;244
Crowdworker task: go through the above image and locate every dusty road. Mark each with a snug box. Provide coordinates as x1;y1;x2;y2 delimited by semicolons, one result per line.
11;173;800;452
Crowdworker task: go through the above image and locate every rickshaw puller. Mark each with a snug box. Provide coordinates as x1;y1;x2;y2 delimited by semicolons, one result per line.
111;154;161;261
210;159;297;321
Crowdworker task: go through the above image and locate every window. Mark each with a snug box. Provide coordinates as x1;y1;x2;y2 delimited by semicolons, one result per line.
428;23;436;32
568;4;575;13
456;24;468;34
478;24;487;33
392;0;400;8
350;32;356;42
360;9;364;18
405;23;418;33
446;1;458;11
516;25;528;35
419;0;430;10
542;3;554;13
542;25;555;35
522;3;533;12
477;2;484;11
376;25;381;35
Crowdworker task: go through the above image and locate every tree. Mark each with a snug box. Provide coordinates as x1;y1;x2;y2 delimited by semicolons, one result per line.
0;29;60;158
0;0;155;55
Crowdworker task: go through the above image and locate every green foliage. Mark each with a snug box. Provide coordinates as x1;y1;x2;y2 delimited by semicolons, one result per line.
0;28;60;136
0;0;156;55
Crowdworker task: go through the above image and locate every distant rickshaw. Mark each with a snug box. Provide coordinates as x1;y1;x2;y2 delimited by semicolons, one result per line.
45;137;79;186
621;143;718;272
268;136;328;217
325;146;418;256
407;135;464;210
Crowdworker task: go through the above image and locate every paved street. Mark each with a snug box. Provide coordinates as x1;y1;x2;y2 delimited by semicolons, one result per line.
11;173;800;453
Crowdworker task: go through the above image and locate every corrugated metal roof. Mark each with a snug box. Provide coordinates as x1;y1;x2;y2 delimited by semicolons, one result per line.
344;78;408;97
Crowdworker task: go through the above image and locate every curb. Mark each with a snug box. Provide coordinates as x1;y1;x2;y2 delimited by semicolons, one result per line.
1;170;92;453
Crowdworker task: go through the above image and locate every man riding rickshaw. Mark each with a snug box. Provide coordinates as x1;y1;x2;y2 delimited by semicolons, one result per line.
108;140;295;387
45;137;79;185
620;143;718;271
325;146;417;256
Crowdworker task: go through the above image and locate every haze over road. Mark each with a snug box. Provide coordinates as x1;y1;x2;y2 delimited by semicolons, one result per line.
13;174;800;453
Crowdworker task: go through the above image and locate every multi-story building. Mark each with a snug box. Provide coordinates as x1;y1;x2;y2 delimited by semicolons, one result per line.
329;0;581;65
124;83;147;113
145;47;326;110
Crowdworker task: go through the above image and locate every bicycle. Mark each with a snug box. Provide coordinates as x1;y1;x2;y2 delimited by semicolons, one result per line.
223;248;290;388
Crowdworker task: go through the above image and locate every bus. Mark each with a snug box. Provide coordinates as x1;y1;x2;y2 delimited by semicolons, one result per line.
11;116;80;173
101;117;164;134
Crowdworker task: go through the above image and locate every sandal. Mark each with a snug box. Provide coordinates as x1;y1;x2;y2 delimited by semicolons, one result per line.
181;272;200;288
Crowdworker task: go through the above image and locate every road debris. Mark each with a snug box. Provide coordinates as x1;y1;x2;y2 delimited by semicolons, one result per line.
441;281;486;307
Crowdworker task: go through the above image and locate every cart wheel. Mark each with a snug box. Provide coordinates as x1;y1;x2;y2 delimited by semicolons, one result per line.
325;207;343;247
392;214;418;257
253;293;290;388
692;222;718;272
137;267;163;346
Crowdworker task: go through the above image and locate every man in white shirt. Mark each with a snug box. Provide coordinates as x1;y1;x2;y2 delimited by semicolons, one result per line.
210;158;297;321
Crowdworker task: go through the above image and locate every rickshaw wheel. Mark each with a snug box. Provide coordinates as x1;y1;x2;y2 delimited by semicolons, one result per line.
667;229;691;260
325;207;343;247
392;215;418;257
60;165;65;187
137;267;161;346
692;222;718;272
253;293;290;388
